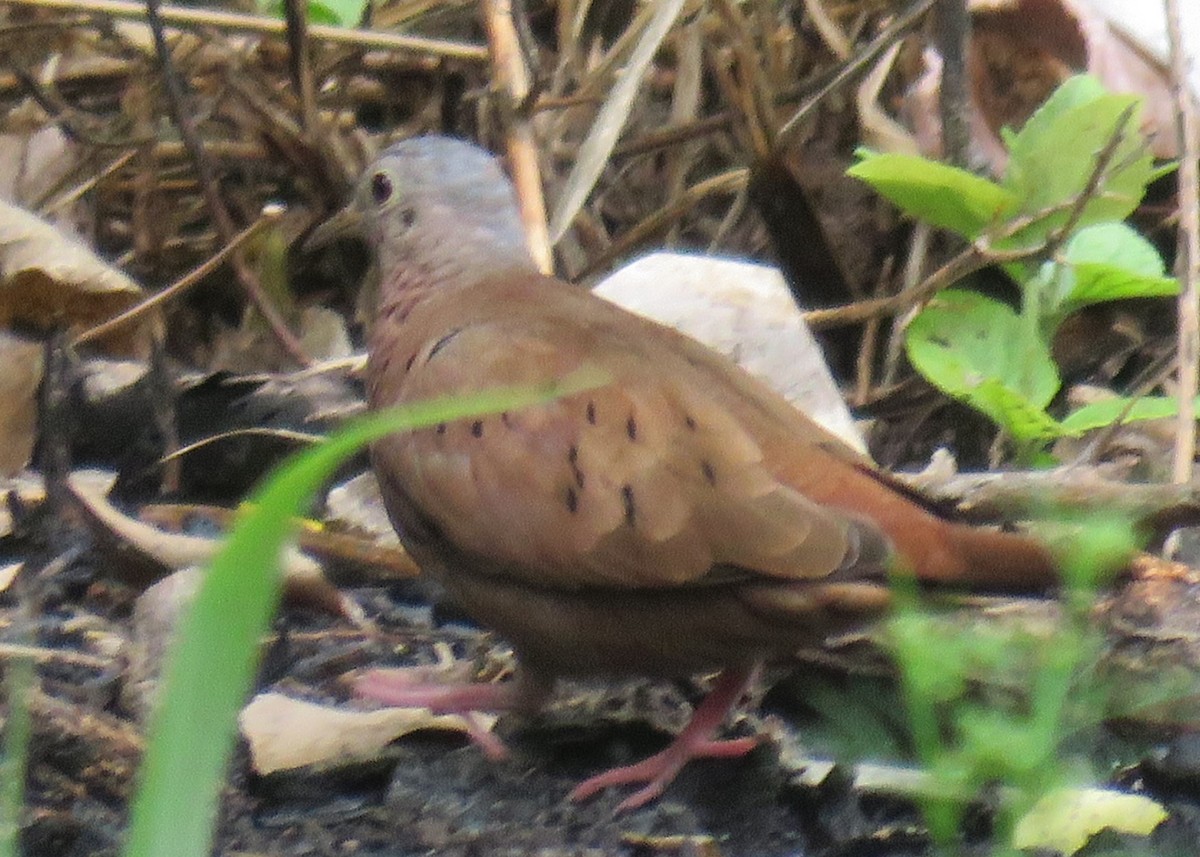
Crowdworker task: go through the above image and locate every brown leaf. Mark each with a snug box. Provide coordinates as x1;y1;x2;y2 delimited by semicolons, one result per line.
239;692;493;775
0;199;153;356
0;331;42;476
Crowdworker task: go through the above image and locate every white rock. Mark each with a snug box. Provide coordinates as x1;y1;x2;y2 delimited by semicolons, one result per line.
595;252;865;452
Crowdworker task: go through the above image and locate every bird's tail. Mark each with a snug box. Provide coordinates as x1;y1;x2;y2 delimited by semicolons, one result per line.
908;520;1062;590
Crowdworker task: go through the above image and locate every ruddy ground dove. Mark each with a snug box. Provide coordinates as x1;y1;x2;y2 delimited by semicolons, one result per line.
325;135;1059;811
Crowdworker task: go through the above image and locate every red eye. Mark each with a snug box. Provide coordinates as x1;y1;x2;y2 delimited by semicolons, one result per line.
370;172;392;205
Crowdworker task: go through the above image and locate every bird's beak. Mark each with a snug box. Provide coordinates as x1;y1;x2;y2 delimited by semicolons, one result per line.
304;203;365;252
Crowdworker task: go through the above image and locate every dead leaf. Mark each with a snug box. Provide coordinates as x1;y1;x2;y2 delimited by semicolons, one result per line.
0;331;42;476
325;472;400;546
0;562;21;594
239;692;493;775
297;305;353;362
0;124;79;219
0;198;153;356
1012;787;1167;854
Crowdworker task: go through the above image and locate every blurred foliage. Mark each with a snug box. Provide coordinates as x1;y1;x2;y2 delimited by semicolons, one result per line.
851;75;1181;459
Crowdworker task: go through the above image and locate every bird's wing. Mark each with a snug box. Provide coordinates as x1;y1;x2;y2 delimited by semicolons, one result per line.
369;291;882;591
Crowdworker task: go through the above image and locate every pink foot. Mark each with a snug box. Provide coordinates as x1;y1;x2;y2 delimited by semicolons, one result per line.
350;662;549;758
354;665;526;761
355;666;518;711
569;665;761;812
569;735;760;811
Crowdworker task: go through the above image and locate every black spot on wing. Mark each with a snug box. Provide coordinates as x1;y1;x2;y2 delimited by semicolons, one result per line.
622;485;636;527
428;328;463;360
568;445;585;488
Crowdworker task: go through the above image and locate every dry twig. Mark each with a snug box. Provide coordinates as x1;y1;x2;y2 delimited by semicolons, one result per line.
1165;0;1200;483
805;105;1140;330
144;0;310;364
482;0;553;275
2;0;488;59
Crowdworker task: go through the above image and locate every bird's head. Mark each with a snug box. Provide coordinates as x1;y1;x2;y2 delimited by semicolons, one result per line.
308;136;534;286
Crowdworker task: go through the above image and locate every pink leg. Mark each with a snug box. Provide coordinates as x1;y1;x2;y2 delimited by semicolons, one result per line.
569;665;762;812
355;668;520;711
354;666;553;762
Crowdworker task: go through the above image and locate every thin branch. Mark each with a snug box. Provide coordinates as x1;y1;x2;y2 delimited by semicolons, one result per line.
575;168;749;279
933;0;971;167
777;0;939;146
712;0;777;157
144;0;311;365
282;0;319;139
0;643;112;672
803;239;991;329
73;208;283;347
612;113;735;157
805;105;1141;330
1165;0;1200;483
482;0;553;275
3;0;488;60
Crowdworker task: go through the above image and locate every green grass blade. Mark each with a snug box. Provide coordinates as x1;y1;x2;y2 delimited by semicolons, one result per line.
0;656;34;857
122;368;605;857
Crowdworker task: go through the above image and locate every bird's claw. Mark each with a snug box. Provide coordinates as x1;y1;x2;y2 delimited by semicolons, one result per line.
569;735;760;811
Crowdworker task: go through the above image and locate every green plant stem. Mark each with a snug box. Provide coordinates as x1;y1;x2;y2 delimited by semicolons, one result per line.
122;369;606;857
0;657;34;857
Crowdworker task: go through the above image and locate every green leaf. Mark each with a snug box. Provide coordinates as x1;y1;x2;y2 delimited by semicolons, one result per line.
1032;223;1179;323
122;369;607;857
1001;76;1153;250
890;612;969;704
1066;222;1166;277
962;379;1066;443
301;1;342;25
1066;261;1178;308
1059;394;1200;436
1062;223;1178;309
313;0;367;26
258;0;366;26
1149;161;1180;183
905;291;1062;441
848;151;1016;239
